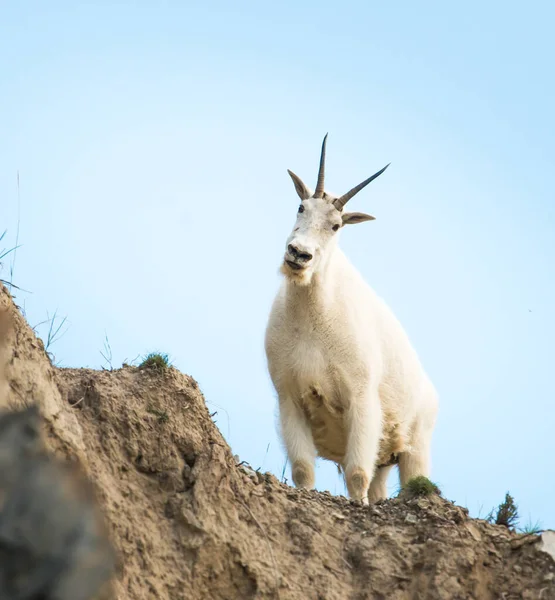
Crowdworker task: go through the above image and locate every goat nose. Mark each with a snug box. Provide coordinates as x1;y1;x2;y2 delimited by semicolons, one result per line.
288;244;313;262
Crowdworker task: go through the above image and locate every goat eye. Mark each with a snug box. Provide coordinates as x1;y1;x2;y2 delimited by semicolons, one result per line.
332;224;340;231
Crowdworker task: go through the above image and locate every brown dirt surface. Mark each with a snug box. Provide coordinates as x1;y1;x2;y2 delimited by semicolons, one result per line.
0;283;554;600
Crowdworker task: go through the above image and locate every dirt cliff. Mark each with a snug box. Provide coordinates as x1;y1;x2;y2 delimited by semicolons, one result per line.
0;284;554;600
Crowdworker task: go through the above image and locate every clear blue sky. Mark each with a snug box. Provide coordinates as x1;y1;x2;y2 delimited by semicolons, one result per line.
1;1;554;527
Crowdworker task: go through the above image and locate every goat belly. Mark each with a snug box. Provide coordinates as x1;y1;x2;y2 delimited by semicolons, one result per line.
299;384;347;463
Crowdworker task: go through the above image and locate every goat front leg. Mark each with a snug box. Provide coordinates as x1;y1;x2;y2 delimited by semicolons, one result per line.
343;386;382;504
279;397;317;489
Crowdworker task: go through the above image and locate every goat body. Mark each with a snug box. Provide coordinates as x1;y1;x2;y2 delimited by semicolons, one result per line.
265;136;438;502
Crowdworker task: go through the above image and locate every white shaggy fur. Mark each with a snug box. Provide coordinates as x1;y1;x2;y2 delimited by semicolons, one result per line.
264;137;438;503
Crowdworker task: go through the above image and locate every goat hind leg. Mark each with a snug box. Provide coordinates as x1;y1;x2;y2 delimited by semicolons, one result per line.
398;438;431;487
368;464;393;502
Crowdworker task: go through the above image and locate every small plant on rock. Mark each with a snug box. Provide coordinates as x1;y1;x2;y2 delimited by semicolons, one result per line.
487;492;519;529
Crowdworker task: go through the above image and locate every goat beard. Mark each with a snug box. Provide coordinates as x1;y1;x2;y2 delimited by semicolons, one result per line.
279;262;314;287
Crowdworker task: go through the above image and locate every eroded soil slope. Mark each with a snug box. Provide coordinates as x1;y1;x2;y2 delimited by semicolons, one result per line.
1;284;554;600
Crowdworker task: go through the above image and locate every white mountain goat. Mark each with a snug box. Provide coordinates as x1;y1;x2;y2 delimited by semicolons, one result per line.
264;135;438;503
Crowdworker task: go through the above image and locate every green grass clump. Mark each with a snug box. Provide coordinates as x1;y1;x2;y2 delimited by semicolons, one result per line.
139;352;170;373
403;475;441;497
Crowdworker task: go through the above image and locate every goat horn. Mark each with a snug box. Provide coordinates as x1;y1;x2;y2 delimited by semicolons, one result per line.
313;133;328;199
333;163;391;211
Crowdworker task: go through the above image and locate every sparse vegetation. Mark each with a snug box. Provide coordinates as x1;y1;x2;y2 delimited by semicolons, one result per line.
146;405;169;423
0;229;21;289
520;519;543;535
139;352;170;373
402;476;441;497
45;311;68;351
258;443;271;472
0;230;18;264
31;310;70;365
281;458;288;484
487;492;519;529
100;332;113;371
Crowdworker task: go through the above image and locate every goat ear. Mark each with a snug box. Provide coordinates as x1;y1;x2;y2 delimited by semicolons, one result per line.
342;212;376;225
287;170;311;200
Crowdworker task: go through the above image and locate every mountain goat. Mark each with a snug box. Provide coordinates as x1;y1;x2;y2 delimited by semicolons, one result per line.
264;135;438;504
